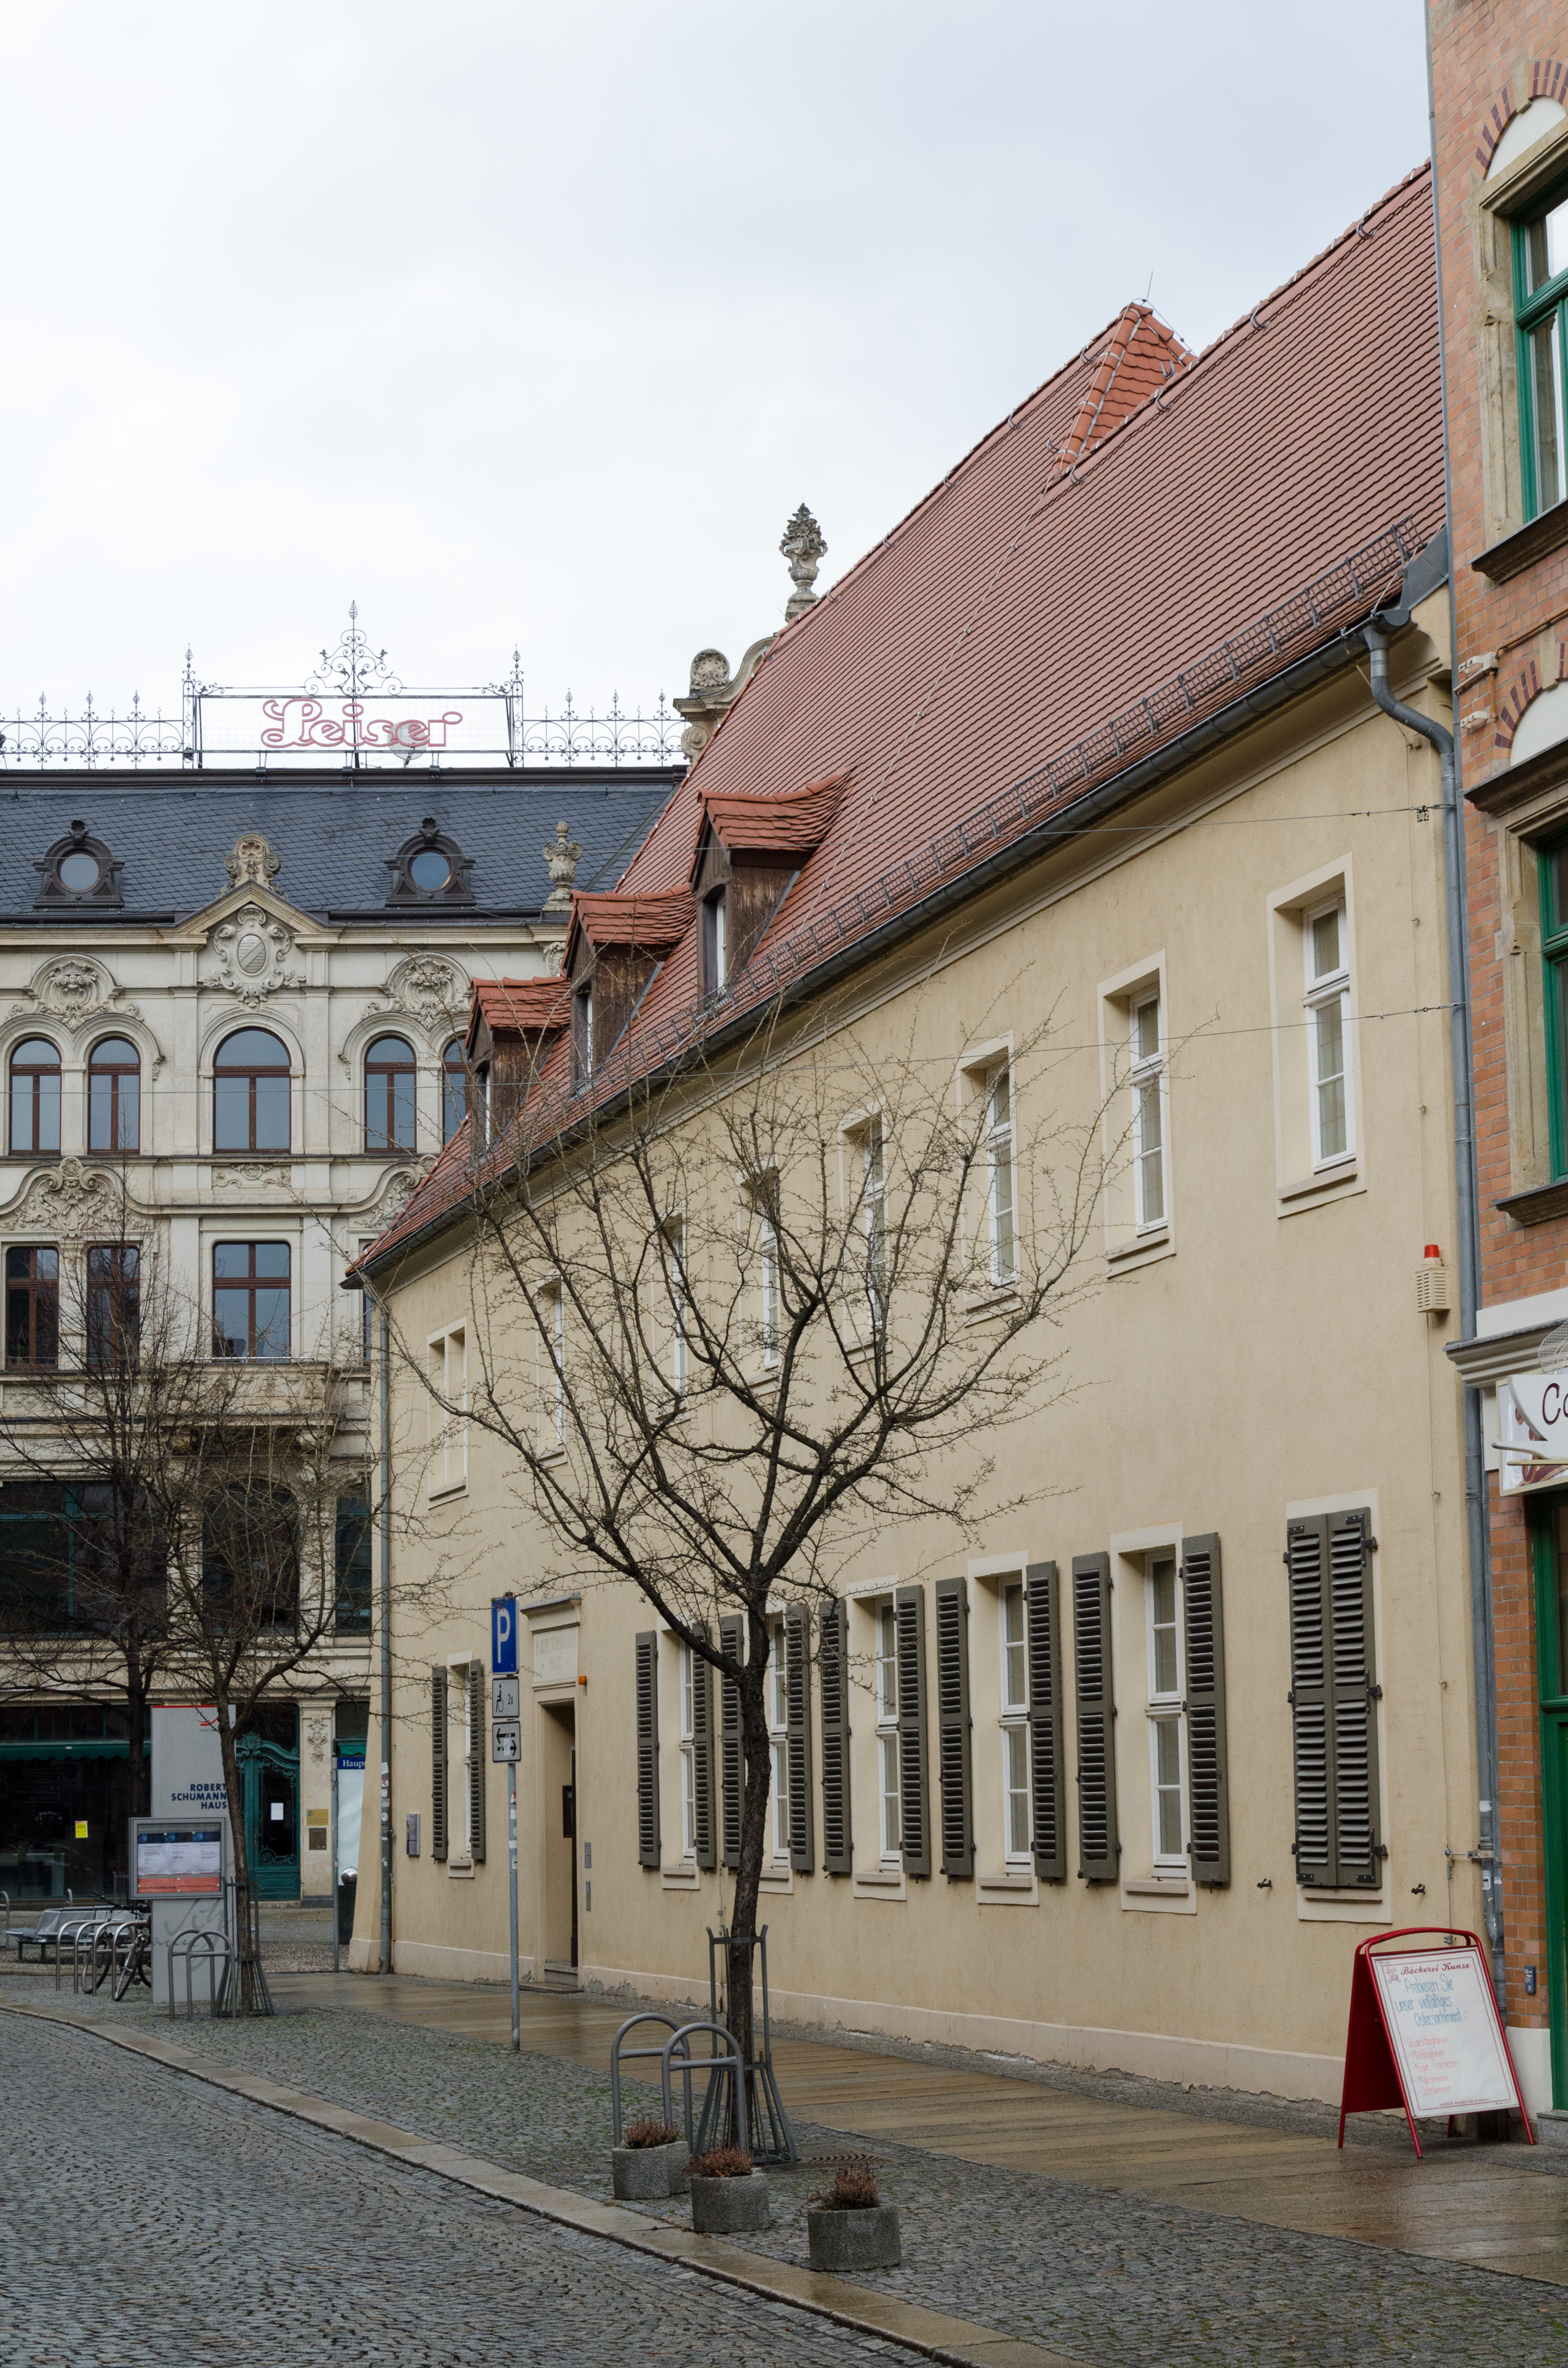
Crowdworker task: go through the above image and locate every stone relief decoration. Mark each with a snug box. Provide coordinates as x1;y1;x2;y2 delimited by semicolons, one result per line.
205;904;307;1007
364;1166;426;1227
780;502;827;622
11;1158;126;1240
226;832;282;889
304;1712;331;1773
541;821;582;913
673;639;774;761
342;955;467;1061
213;1162;291;1191
8;958;160;1070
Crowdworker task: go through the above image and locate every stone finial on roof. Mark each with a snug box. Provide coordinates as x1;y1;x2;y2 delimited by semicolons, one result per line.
781;504;827;622
542;820;582;913
226;831;280;889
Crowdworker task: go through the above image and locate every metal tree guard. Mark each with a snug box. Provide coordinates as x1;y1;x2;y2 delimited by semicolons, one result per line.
708;1924;796;2164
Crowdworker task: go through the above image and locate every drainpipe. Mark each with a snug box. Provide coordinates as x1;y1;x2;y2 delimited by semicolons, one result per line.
378;1296;393;1975
1363;616;1502;1999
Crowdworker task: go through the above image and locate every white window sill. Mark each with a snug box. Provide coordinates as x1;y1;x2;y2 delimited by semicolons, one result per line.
1278;1159;1358;1204
853;1863;906;1899
428;1481;468;1506
1106;1226;1170;1265
978;1868;1038;1904
963;1284;1021;1325
759;1861;794;1894
1124;1875;1190;1897
447;1859;475;1879
536;1445;567;1468
660;1862;701;1890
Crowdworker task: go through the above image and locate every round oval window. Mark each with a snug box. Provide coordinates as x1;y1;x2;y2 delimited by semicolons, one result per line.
58;851;100;892
235;931;269;975
410;849;451;891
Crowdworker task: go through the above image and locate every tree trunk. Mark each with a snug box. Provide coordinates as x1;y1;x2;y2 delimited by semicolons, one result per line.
214;1704;264;2014
725;1626;774;2148
126;1661;151;1823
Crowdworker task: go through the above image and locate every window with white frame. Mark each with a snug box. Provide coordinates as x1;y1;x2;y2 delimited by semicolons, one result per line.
539;1281;565;1449
985;1064;1016;1283
745;1173;781;1371
768;1619;789;1860
1304;900;1351;1167
859;1114;887;1331
679;1642;696;1859
1130;993;1165;1230
429;1325;467;1496
662;1220;687;1394
1000;1579;1030;1863
1146;1552;1185;1870
875;1601;901;1862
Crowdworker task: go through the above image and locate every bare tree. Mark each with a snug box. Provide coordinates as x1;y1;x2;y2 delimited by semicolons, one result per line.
0;1203;388;2011
395;983;1106;2077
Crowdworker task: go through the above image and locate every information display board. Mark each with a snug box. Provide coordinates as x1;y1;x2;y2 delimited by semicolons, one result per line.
1338;1926;1533;2156
134;1825;224;1898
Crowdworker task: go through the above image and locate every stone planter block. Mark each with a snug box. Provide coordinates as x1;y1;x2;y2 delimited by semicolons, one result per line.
807;2203;902;2271
689;2170;772;2234
611;2138;689;2199
1538;2109;1568;2150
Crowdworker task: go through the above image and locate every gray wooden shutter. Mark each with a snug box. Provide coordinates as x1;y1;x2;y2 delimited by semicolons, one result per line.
818;1599;853;1875
691;1625;716;1871
1026;1560;1066;1881
934;1578;973;1880
1286;1515;1334;1886
894;1584;930;1878
1181;1534;1229;1887
1072;1554;1119;1882
1331;1508;1381;1887
785;1603;815;1873
635;1630;660;1869
719;1611;744;1870
467;1660;486;1864
430;1665;448;1863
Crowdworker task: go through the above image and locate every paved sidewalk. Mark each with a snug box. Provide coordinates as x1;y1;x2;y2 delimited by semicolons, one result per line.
8;1970;1568;2365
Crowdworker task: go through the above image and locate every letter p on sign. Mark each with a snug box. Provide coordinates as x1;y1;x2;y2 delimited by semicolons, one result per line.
491;1596;518;1676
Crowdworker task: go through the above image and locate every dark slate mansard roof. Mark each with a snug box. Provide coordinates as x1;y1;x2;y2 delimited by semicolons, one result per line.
0;768;682;924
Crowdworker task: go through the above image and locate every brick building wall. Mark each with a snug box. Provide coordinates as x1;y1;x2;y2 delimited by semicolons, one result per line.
1430;0;1568;2052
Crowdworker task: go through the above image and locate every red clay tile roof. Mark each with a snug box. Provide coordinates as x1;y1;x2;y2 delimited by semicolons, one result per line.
563;886;697;969
466;978;571;1052
696;771;849;870
366;165;1442;1273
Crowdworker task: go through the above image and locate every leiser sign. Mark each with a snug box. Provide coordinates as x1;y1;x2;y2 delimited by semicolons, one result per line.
1497;1371;1568;1493
194;691;513;765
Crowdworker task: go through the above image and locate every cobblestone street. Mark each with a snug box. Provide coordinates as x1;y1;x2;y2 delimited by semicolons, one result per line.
0;2011;923;2368
8;1977;1568;2365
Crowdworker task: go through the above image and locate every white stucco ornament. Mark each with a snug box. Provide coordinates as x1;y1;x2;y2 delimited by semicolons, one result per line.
343;955;467;1062
10;956;153;1061
12;1157;127;1239
226;832;282;889
206;904;306;1006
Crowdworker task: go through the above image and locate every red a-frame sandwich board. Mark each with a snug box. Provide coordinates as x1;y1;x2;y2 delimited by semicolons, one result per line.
1337;1926;1535;2158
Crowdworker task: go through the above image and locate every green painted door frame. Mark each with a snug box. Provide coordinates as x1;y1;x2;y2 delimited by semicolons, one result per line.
1529;1495;1568;2107
236;1732;300;1901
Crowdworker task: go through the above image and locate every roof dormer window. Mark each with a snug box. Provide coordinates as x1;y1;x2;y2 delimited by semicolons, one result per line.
386;817;475;907
34;820;124;910
703;886;728;996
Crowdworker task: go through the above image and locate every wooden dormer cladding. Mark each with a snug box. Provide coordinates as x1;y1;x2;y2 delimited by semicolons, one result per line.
565;888;695;1076
465;978;569;1135
691;771;847;994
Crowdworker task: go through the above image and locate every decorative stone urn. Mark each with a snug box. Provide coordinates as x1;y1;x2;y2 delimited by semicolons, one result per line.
688;2168;772;2234
611;2136;689;2200
806;2201;902;2271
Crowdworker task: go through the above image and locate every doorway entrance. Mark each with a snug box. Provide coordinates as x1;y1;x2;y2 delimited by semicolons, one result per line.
236;1707;300;1901
1531;1496;1568;2106
538;1699;577;1980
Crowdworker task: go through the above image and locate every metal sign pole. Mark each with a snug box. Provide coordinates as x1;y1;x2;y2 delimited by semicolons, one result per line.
508;1761;520;2051
331;1752;340;1978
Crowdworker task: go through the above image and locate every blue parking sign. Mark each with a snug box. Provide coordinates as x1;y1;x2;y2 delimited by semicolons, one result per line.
491;1597;518;1675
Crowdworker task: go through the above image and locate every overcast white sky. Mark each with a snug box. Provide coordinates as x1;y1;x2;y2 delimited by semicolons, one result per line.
0;3;1431;722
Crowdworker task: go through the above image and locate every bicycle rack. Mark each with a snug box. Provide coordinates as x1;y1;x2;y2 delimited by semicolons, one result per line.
660;2021;750;2160
0;1889;9;1938
111;1920;152;2003
609;2012;690;2145
55;1916;105;1993
168;1928;232;2019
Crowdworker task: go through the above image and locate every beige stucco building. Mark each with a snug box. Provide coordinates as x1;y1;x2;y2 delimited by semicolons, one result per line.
355;175;1499;2106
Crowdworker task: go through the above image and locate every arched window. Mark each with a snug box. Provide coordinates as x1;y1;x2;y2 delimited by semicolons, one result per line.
214;1028;291;1154
88;1036;140;1154
10;1038;60;1156
365;1034;416;1153
442;1037;466;1146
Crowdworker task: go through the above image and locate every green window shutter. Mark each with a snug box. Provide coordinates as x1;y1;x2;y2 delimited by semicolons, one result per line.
818;1599;853;1875
719;1611;744;1870
430;1665;448;1863
1026;1560;1066;1881
785;1602;815;1874
691;1624;716;1871
894;1584;931;1879
1072;1553;1119;1882
1286;1515;1334;1886
467;1661;486;1864
1329;1508;1382;1887
1181;1534;1229;1887
934;1577;973;1880
635;1630;660;1869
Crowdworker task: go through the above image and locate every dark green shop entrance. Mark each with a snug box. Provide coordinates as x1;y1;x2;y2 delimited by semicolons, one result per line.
236;1709;299;1901
1531;1497;1568;2106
